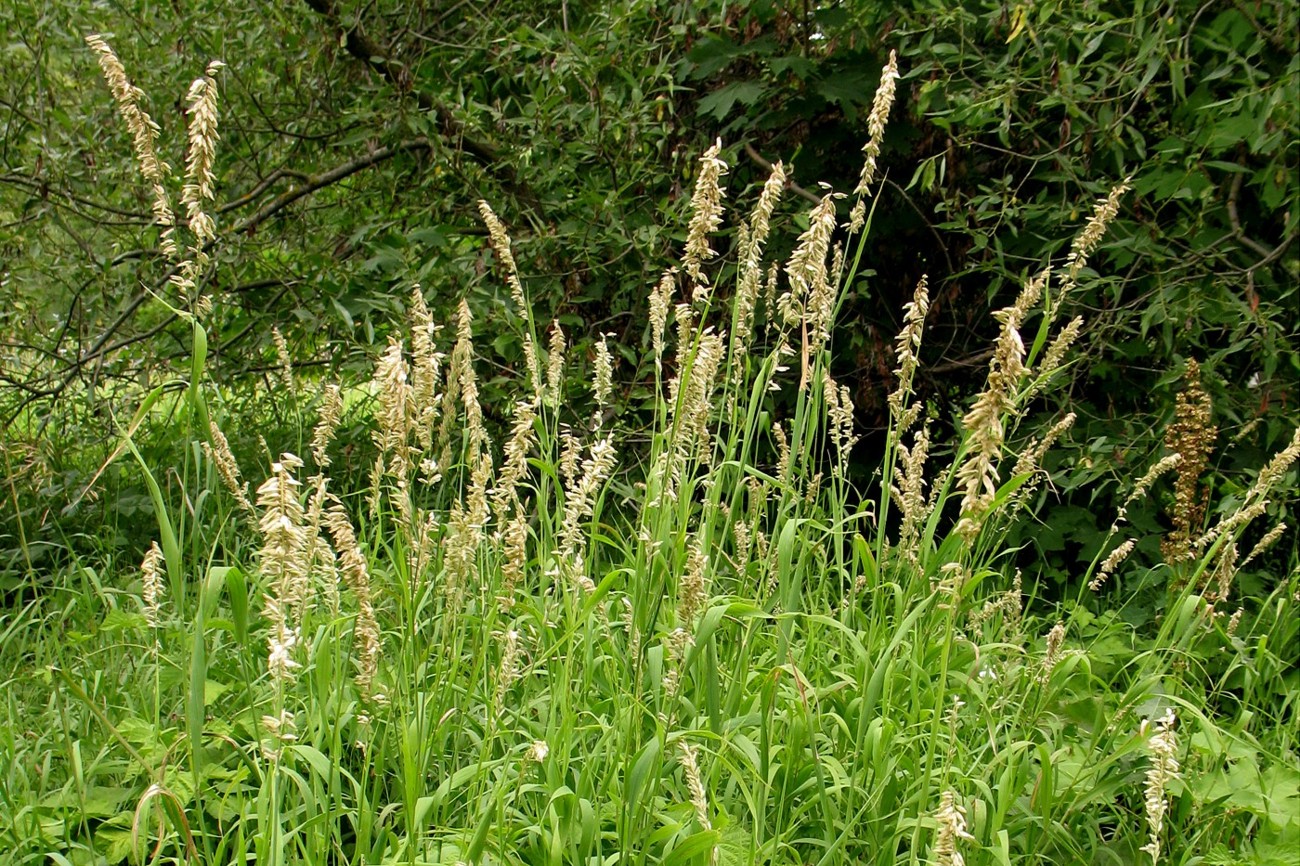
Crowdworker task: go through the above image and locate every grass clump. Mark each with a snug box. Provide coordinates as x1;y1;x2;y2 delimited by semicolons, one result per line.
0;38;1298;866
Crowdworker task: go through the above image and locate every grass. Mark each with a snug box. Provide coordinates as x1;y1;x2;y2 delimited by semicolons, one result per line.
1;37;1299;866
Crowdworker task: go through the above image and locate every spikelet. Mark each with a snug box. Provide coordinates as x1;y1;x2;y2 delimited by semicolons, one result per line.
181;61;223;249
1038;315;1084;379
1113;453;1182;529
780;196;837;329
1139;708;1179;865
257;453;308;683
1200;425;1300;550
849;50;900;232
170;58;223;308
205;421;254;512
435;300;489;478
311;384;344;469
372;337;414;489
892;422;932;567
773;420;791;484
478;200;527;310
272;327;295;394
932;790;973;866
649;268;676;371
677;535;709;634
140;541;165;628
408;286;445;454
1010;412;1076;511
1055;180;1131;308
493;629;522;715
1241;522;1287;570
557;438;617;590
85;35;177;260
545;320;566;411
677;741;713;835
889;275;930;432
499;511;529;610
324;505;382;701
733;162;787;360
682;139;728;294
593;332;614;417
302;474;339;617
1040;621;1067;682
1090;539;1136;591
491;399;539;523
823;370;858;478
954;269;1048;540
781;196;840;361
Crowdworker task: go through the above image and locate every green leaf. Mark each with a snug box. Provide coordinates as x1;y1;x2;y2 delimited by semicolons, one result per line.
696;81;766;122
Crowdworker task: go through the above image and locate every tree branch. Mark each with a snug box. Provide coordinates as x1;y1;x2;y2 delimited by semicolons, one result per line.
300;0;544;218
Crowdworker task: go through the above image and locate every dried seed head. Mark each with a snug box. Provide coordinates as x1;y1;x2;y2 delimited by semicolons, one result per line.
491;399;538;522
257;453;308;682
892;422;932;565
181;62;222;250
677;536;709;631
408;287;445;452
557;437;618;589
1038;315;1084;381
954;269;1048;540
1040;621;1067;683
1162;360;1215;564
1241;522;1287;570
781;196;839;353
272;327;294;394
824;371;858;478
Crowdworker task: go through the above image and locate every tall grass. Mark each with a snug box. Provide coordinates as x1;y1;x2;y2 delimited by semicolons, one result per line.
1;38;1298;866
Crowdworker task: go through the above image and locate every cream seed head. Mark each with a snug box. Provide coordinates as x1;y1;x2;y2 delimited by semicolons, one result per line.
545;320;566;410
140;541;165;628
1090;538;1136;592
311;383;344;469
206;421;254;513
1140;708;1179;865
932;790;973;866
85;35;177;257
889;274;930;423
477;199;527;310
593;332;614;413
649;268;676;369
182;62;222;247
1057;179;1131;305
850;50;900;231
682;138;728;290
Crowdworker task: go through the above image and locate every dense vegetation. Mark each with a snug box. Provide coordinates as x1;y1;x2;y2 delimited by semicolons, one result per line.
1;2;1296;864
